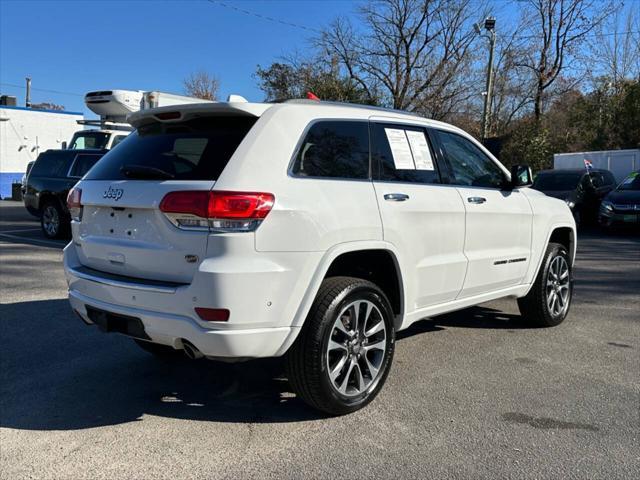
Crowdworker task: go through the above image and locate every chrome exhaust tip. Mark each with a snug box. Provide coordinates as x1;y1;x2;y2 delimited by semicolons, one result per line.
181;340;203;360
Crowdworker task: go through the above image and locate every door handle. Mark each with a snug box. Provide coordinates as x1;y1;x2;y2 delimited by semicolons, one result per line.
467;196;486;204
384;193;409;202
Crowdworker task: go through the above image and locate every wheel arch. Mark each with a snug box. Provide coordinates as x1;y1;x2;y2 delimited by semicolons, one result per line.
549;226;576;265
38;192;66;215
521;222;576;297
289;242;406;332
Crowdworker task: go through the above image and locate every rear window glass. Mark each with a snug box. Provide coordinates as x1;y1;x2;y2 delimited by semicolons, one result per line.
291;121;370;179
69;154;104;178
533;172;582;191
70;131;110;150
30;151;71;178
84;117;257;181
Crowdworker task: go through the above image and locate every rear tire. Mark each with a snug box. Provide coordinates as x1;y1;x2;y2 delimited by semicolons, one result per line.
517;242;573;327
133;339;184;359
40;201;68;239
285;276;395;415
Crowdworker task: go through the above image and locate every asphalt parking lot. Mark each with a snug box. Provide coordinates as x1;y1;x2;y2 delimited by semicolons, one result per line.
1;200;638;479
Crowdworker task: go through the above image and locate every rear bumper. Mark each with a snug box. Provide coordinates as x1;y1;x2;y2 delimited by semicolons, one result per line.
63;243;317;358
69;289;297;358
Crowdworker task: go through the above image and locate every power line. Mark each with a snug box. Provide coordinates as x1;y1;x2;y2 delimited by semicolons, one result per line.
514;30;640;40
207;1;639;40
207;0;321;34
0;82;83;97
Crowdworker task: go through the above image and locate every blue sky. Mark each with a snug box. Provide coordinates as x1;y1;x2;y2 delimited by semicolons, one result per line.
0;0;357;116
0;0;632;188
2;0;607;118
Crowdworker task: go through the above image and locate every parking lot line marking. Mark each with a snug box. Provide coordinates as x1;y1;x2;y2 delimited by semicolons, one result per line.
0;228;42;234
0;233;66;248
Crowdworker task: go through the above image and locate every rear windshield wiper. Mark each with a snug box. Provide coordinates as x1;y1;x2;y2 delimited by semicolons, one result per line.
120;164;174;180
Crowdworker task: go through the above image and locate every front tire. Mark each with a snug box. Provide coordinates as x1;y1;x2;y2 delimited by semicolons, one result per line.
518;242;573;327
285;276;395;415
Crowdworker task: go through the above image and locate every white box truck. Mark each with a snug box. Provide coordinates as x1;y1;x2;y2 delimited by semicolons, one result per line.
69;89;213;150
554;149;640;183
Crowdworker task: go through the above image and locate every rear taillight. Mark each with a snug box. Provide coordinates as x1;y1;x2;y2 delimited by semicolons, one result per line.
159;190;275;232
67;187;82;221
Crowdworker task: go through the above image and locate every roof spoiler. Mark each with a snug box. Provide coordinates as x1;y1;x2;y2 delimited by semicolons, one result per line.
128;102;271;127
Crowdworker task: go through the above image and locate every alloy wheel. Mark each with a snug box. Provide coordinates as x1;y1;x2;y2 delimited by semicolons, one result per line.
325;299;387;397
42;206;59;237
546;255;570;317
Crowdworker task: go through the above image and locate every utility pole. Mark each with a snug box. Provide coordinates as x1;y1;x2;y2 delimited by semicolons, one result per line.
477;17;496;142
25;76;32;108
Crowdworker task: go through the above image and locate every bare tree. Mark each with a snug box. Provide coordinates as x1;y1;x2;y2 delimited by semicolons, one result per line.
318;0;486;119
31;102;65;111
589;4;640;90
488;28;537;135
514;0;614;121
183;70;220;100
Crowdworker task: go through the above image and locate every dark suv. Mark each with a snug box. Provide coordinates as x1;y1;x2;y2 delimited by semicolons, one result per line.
599;171;640;229
532;169;617;226
23;149;107;238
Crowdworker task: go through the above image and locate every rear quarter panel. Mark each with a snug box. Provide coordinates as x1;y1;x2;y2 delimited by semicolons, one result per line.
25;175;73;214
213;105;383;252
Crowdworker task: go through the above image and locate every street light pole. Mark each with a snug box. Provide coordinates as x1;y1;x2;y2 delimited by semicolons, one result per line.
479;18;496;142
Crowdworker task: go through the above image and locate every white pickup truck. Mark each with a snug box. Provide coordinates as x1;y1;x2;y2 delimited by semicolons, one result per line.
63;99;576;415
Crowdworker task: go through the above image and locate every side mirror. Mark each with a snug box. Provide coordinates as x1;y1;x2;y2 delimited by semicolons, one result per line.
510;164;533;188
61;141;67;150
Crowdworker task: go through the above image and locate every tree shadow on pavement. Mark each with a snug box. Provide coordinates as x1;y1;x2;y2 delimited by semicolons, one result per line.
0;299;323;431
0;300;538;432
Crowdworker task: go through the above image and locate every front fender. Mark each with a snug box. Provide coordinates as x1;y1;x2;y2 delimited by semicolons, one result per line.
521;190;577;294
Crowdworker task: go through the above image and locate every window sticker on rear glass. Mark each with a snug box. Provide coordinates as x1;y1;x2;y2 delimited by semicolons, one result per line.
405;130;434;170
384;128;415;170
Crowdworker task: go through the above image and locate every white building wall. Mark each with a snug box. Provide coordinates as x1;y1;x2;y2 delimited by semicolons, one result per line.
0;106;83;198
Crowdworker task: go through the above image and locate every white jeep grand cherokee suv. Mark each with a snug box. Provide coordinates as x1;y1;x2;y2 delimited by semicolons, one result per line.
64;99;576;415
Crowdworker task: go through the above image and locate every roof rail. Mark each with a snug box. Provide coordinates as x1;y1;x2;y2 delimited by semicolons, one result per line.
76;119;132;131
283;98;425;118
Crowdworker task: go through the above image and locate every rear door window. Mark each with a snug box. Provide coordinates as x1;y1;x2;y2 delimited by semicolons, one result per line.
84;116;257;181
68;154;104;178
371;122;442;184
291;121;370;179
